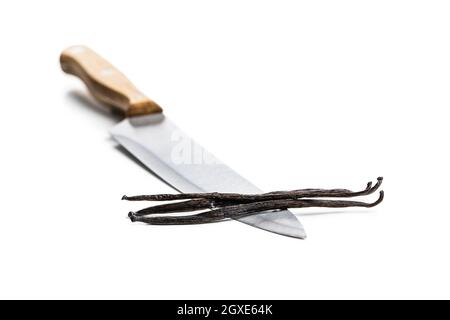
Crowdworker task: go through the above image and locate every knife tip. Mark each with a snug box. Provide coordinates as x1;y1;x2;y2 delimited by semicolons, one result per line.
295;230;307;240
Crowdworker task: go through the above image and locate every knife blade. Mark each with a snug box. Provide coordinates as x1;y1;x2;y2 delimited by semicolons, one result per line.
60;45;306;239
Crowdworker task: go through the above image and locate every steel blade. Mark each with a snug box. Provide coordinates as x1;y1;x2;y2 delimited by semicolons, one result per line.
110;114;306;239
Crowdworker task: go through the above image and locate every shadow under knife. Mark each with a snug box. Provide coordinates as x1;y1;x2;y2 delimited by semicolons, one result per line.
113;144;181;192
65;89;123;122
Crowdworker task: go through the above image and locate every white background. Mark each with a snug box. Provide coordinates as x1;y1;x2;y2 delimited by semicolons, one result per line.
0;0;449;299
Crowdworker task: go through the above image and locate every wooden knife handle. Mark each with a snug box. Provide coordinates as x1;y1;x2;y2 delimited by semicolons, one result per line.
60;45;162;117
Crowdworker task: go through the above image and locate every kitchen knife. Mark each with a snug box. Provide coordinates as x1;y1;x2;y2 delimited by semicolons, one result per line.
60;45;306;239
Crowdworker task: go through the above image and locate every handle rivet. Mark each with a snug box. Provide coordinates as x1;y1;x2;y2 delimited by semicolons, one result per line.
68;46;86;54
101;67;115;76
133;93;145;100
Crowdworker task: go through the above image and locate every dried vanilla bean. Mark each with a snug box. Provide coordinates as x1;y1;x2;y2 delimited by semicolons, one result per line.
129;191;384;225
131;199;213;216
125;177;384;226
131;199;238;217
127;177;383;218
205;191;384;219
129;214;223;225
123;177;383;202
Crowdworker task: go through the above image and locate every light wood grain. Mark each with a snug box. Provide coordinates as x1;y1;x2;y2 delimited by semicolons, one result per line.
60;45;162;117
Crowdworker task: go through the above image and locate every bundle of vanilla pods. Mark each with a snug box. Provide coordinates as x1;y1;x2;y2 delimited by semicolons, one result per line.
122;177;384;225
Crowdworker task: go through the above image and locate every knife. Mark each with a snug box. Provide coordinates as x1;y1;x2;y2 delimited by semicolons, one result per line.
60;45;306;239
